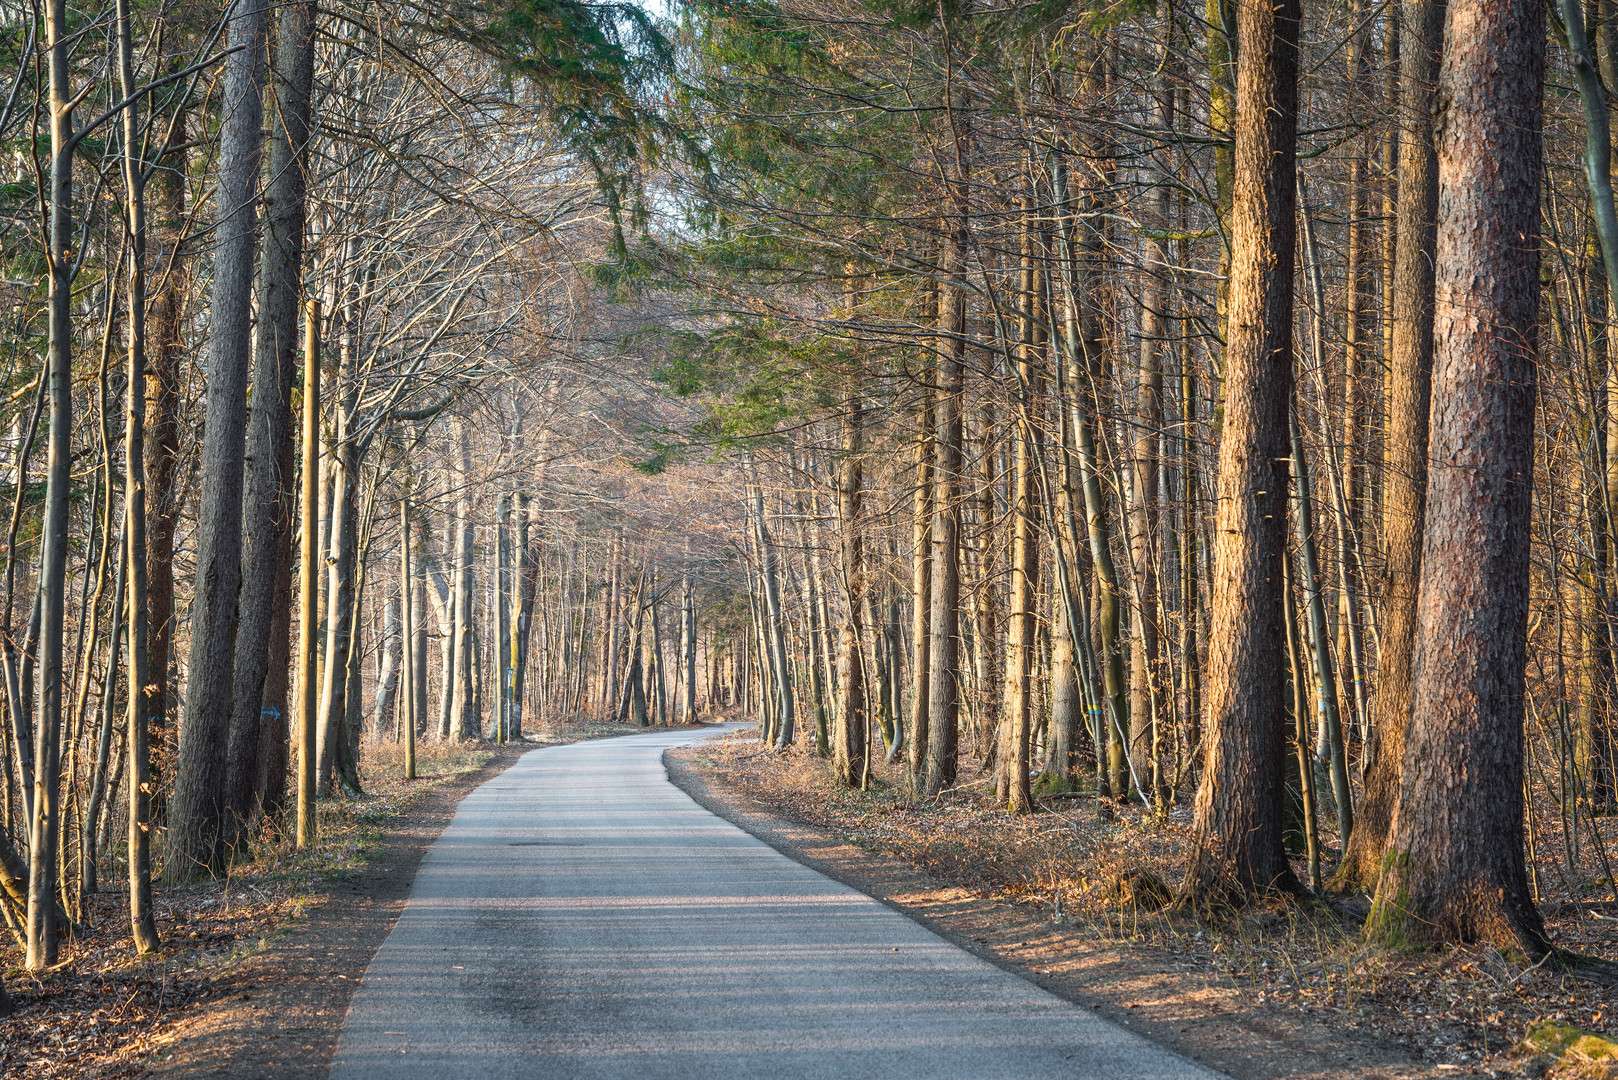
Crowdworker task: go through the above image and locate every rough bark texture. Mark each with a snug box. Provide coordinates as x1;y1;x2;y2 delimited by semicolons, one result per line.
1368;0;1551;957
224;0;315;845
167;0;267;881
1179;0;1302;904
254;492;295;823
1336;0;1446;893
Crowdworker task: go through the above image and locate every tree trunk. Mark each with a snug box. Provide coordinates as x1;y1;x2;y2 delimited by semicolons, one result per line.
168;0;267;882
1335;0;1446;893
1178;0;1302;904
495;494;511;741
145;100;187;789
253;458;296;823
833;393;866;786
372;597;400;735
923;219;966;800
1131;36;1169;808
511;493;533;738
401;499;417;777
1368;0;1551;957
1003;204;1043;813
450;420;478;741
425;546;454;738
295;301;321;850
317;424;359;786
681;565;697;724
749;466;795;747
224;0;316;846
907;395;934;790
115;0;159;954
30;0;80;964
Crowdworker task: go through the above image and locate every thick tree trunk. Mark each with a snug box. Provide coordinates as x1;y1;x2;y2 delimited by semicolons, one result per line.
168;0;267;881
1368;0;1551;956
1336;0;1446;893
253;461;295;823
1178;0;1302;904
224;0;315;845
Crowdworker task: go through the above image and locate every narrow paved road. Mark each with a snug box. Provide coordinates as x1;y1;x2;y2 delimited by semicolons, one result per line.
329;726;1221;1079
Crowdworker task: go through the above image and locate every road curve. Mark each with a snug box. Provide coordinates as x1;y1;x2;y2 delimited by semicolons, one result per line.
329;725;1221;1079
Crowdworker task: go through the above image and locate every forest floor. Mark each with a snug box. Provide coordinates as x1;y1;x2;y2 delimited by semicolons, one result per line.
0;717;688;1079
667;726;1618;1080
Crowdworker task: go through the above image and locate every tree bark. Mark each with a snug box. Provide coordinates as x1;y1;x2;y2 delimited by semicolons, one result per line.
318;420;359;784
907;395;934;790
833;393;866;786
295;301;321;850
401;499;418;776
1178;0;1302;904
115;0;160;954
748;465;795;747
224;0;316;845
145;100;187;789
1003;203;1043;813
1336;0;1446;893
923;221;966;799
30;0;79;964
168;0;267;881
1368;0;1551;956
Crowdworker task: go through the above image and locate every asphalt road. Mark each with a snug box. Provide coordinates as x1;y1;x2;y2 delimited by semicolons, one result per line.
328;725;1221;1079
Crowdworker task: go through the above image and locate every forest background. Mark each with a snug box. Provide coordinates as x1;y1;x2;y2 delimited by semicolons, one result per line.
0;0;1609;1069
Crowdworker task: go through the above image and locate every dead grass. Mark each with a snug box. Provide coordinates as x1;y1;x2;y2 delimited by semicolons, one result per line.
693;727;1618;1077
